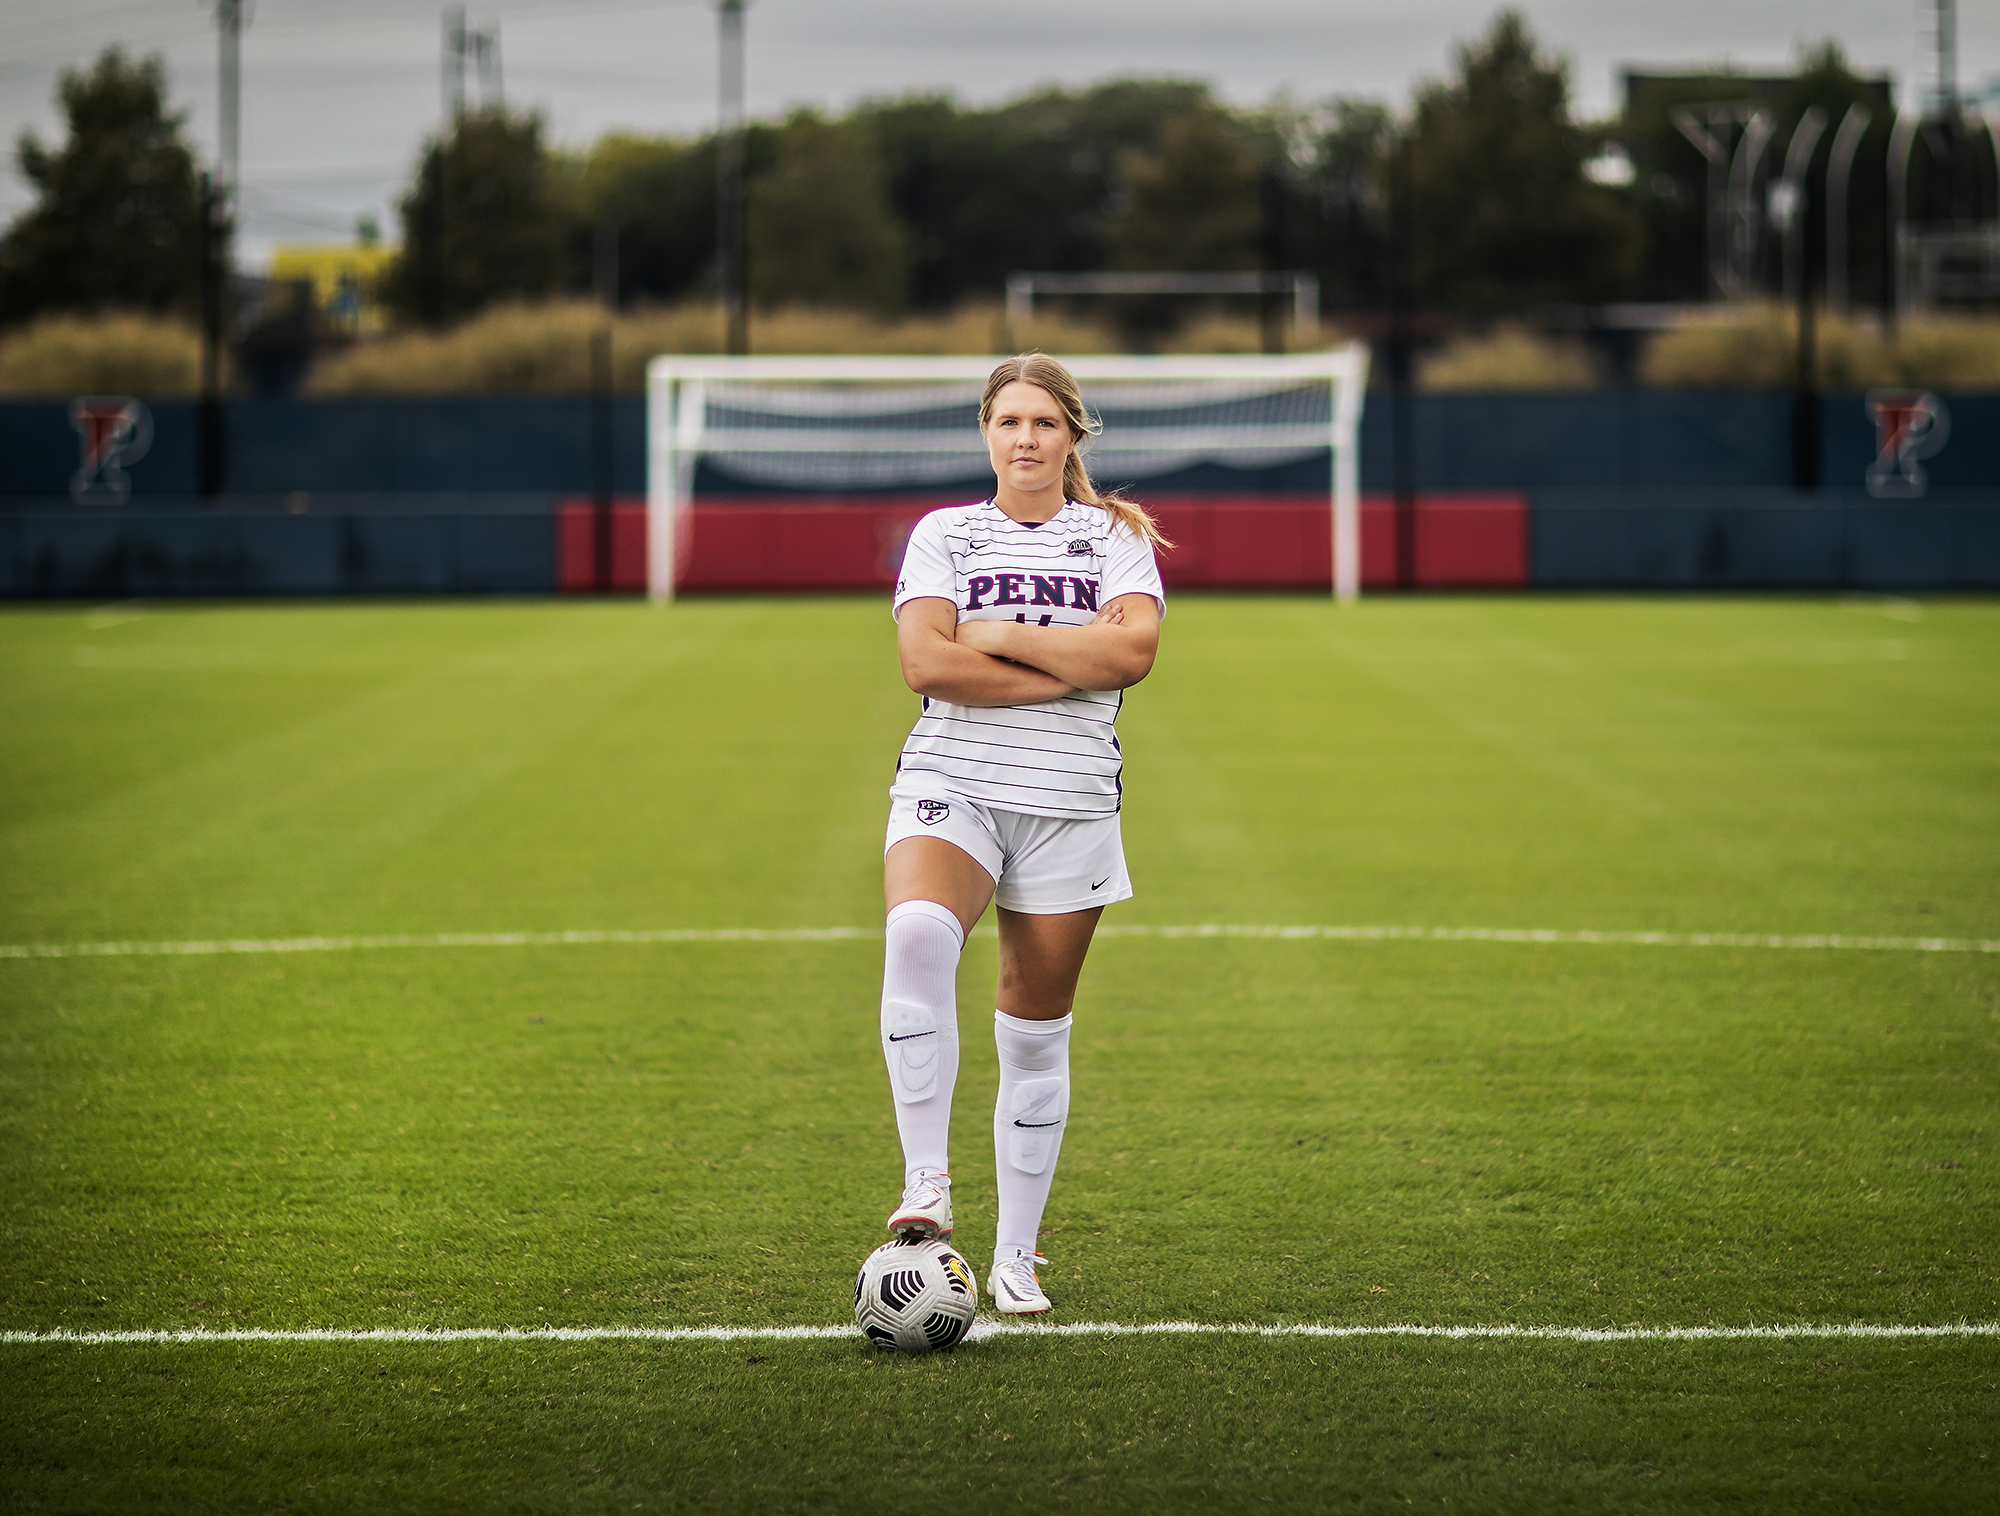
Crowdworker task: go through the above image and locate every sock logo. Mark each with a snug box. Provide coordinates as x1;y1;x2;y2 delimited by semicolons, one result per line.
888;1029;936;1042
916;799;949;826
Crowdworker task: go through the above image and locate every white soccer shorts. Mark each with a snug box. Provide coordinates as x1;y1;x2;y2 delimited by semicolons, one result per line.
884;780;1133;915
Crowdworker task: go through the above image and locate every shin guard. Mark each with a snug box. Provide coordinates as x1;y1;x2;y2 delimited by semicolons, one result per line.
992;1009;1072;1257
880;900;964;1180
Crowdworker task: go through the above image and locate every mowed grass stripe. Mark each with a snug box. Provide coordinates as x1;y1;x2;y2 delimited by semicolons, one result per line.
7;1321;1999;1347
6;922;1997;958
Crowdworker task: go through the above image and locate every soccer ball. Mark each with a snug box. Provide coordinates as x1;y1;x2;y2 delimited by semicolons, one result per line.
853;1237;979;1353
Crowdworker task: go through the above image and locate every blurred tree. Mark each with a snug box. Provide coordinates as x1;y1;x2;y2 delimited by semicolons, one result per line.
748;111;906;312
0;48;216;327
1105;105;1260;271
1407;11;1638;311
384;108;568;325
569;132;716;307
865;81;1220;313
1282;100;1397;312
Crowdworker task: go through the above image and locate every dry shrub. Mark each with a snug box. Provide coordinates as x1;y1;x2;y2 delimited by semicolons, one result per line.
1157;311;1268;354
0;311;206;396
305;301;1128;394
1641;303;2000;390
752;304;1119;358
1420;324;1595;391
1889;315;2000;388
305;301;609;395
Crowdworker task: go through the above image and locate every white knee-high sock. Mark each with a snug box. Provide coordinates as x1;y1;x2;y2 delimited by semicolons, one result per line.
880;900;964;1182
993;1009;1072;1257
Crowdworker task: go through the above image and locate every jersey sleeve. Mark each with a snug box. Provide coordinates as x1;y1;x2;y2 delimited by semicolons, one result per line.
1101;519;1166;616
891;511;958;621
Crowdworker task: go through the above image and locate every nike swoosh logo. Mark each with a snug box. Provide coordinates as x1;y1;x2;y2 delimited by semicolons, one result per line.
888;1031;936;1042
1012;1118;1062;1128
1090;877;1110;891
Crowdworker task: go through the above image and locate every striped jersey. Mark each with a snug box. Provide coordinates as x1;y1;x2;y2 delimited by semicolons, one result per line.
891;498;1166;818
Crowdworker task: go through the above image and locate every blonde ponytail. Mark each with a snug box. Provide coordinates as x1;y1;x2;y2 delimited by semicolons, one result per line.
980;354;1174;551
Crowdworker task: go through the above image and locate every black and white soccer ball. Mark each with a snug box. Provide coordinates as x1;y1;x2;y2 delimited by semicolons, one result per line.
853;1237;979;1353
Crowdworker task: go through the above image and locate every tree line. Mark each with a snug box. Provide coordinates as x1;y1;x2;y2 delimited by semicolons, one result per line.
0;13;1925;338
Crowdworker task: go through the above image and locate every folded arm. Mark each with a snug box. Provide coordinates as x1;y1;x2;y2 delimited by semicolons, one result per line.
954;594;1160;692
896;597;1075;707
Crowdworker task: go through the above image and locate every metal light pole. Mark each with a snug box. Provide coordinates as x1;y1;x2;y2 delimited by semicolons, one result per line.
1389;132;1415;592
198;171;226;499
1769;109;1826;492
717;0;747;355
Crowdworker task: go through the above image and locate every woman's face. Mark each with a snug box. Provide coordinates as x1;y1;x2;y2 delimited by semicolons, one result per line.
983;380;1073;498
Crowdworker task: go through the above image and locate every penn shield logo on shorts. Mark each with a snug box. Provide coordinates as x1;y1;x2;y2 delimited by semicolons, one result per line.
916;799;949;826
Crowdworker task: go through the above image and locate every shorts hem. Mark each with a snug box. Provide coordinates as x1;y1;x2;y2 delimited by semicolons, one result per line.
994;885;1135;916
884;829;1002;884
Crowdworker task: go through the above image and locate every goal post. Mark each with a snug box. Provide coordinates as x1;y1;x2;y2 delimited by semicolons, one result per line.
645;347;1370;604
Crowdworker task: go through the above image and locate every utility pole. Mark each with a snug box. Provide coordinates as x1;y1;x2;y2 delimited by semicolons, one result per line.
214;0;246;199
443;6;467;121
1935;0;1957;112
717;0;747;355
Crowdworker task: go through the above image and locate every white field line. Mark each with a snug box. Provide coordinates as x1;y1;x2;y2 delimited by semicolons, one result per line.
3;1320;1995;1348
2;924;1996;962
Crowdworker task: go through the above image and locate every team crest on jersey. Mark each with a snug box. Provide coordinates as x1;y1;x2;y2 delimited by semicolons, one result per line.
916;799;949;826
1067;538;1097;556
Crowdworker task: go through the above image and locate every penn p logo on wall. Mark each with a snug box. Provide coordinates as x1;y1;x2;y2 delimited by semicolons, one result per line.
1864;391;1949;500
70;396;153;505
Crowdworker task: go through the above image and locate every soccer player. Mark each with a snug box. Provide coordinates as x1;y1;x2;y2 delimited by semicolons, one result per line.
877;354;1168;1316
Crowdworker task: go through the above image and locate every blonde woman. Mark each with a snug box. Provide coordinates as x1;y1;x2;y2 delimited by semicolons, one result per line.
877;353;1169;1316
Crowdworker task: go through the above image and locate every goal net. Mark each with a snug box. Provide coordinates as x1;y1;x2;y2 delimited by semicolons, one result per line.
644;349;1369;602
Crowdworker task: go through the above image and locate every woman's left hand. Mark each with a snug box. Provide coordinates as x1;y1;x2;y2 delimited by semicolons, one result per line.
955;620;1009;655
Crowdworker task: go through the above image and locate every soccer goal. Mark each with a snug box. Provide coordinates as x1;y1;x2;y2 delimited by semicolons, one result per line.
644;348;1370;603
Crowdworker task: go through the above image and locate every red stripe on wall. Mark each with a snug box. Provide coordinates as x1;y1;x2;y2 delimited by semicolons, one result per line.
558;494;1528;593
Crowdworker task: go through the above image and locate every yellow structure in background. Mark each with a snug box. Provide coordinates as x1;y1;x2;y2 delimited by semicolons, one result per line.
268;245;398;334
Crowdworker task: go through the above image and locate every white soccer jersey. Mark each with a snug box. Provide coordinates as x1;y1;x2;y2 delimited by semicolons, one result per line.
891;498;1166;819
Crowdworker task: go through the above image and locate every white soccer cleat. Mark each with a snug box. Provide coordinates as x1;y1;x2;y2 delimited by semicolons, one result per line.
988;1250;1052;1315
887;1171;953;1240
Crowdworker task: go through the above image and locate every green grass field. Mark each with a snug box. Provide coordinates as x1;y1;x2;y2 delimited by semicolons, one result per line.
2;594;1996;1512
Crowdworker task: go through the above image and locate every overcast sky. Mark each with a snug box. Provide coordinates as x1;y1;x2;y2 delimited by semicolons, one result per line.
1;0;1992;267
